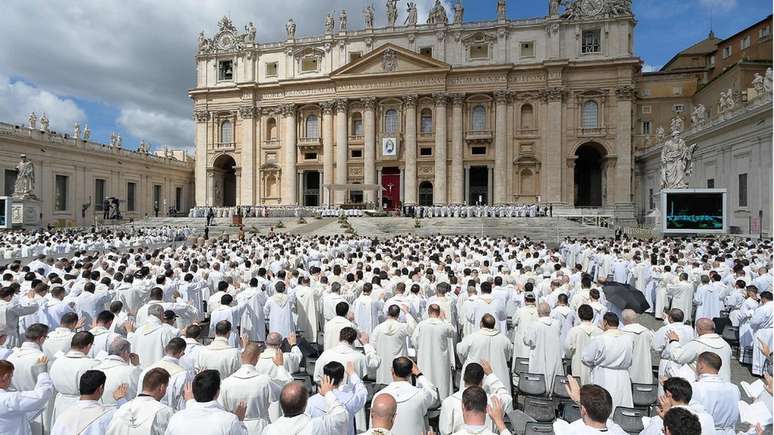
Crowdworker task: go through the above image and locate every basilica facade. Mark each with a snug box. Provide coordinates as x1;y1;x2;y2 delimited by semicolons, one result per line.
191;0;638;213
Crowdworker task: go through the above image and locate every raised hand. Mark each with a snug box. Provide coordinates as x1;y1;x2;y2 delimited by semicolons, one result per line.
411;361;422;377
319;375;335;396
346;361;355;377
565;375;581;403
480;360;493;376
129;353;140;366
287;333;297;347
36;355;48;366
234;400;247;421
486;395;506;432
656;394;672;418
665;330;679;342
358;331;369;345
123;320;135;333
113;383;129;401
272;349;285;367
183;383;194;401
240;334;250;349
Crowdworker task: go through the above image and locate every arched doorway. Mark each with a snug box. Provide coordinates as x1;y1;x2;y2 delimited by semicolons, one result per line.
418;181;433;206
213;154;237;207
574;143;605;207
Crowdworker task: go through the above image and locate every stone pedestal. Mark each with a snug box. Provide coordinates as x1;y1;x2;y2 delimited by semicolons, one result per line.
11;198;41;228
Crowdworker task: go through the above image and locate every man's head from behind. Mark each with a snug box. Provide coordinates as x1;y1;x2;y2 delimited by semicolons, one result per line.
462;362;485;388
579;384;613;425
460;386;488;425
323;361;345;387
391;356;413;380
662;377;692;406
79;370;107;399
370;393;397;430
192;370;220;403
695;351;722;376
141;367;171;401
663;407;702;435
279;381;309;417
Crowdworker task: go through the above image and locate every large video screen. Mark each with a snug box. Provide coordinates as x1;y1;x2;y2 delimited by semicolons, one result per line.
664;190;725;233
0;197;7;228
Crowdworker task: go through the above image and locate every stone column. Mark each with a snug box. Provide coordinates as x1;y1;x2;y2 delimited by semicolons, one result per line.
362;97;377;204
464;165;470;204
488;166;494;205
281;104;297;205
321;101;335;206
239;105;256;205
493;90;510;204
403;95;418;205
542;87;564;203
433;93;448;204
334;99;348;205
193;110;209;206
206;170;215;206
235;168;242;206
450;93;465;204
615;86;634;205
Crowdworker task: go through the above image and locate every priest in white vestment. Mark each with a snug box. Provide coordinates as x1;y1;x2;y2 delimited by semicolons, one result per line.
261;375;348;435
128;304;178;368
139;337;193;411
256;333;303;378
450;387;512;435
323;302;355;351
411;304;456;400
750;291;773;376
371;304;417;385
470;282;507;334
371;356;438;435
0;287;40;348
639;377;716;435
209;294;249;347
306;361;367;435
552;377;628;435
6;324;49;435
88;310;121;358
94;338;142;405
51;369;128;435
0;361;54;435
353;283;383;336
563;304;603;385
106;367;175;435
665;318;732;382
667;273;695;323
524;303;563;392
41;312;77;368
511;294;538;360
264;282;296;338
314;326;381;383
439;361;512;435
196;320;241;378
581;313;634;410
653;309;695;385
49;331;99;425
689;352;740;434
164;370;248;435
293;276;322;343
550;294;576;350
457;314;513;392
693;275;723;320
620;309;655;384
360;393;396;435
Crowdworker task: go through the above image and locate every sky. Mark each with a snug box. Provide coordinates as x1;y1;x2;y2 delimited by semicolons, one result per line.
0;0;770;154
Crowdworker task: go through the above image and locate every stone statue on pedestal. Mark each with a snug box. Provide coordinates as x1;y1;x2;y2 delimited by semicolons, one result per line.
660;117;696;189
27;112;37;129
40;113;49;132
324;12;335;34
427;0;448;24
13;154;36;199
110;132;119;148
405;2;417;25
497;0;507;20
363;4;375;29
656;126;665;143
340;10;348;32
138;139;150;154
386;0;398;26
453;1;464;24
765;68;773;94
83;125;91;141
73;122;81;140
719;89;736;112
549;0;561;16
752;73;765;96
690;104;706;126
286;18;296;39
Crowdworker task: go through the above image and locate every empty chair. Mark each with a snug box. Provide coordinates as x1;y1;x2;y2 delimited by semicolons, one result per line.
721;325;740;357
518;373;547;397
612;406;646;434
552;375;580;399
523;397;556;422
514;357;531;374
631;383;658;414
524;422;555;435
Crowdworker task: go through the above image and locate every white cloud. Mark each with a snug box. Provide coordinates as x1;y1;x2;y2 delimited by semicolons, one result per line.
117;106;194;152
698;0;737;12
0;75;86;132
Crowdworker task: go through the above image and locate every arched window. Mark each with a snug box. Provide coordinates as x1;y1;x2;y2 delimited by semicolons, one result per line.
305;114;319;138
351;112;363;136
582;101;599;129
384;109;399;135
266;118;277;140
220;120;233;144
520;104;534;130
420;109;433;134
472;105;487;131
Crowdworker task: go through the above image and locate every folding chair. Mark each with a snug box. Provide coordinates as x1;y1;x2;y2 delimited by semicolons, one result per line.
523;422;555;435
721;325;740;358
631;382;658;415
560;402;581;422
612;406;647;434
523;397;556;423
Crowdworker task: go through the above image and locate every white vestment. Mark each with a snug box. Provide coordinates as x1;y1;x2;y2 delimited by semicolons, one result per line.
0;372;53;435
411;317;455;399
353;294;383;336
165;400;247;435
439;374;512;435
313;342;380;383
106;396;174;435
264;294;296;338
582;330;634;410
372;377;438;435
667;281;695;322
457;328;513;392
323;317;354;351
563;322;602;385
139;356;192;410
48;350;98;425
511;305;538;360
94;355;142;405
220;364;291;433
195;337;241;379
6;342;49;435
371;316;416;385
621;323;655;384
690;374;740;433
524;317;563;391
294;285;321;342
50;399;115;435
666;333;732;382
128;318;178;368
261;391;348;435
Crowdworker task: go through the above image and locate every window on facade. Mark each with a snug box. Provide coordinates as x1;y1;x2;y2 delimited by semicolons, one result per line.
266;118;277;140
641;89;651;97
220;120;233;143
55;175;68;211
304;152;318;160
349;52;362;62
301;56;318;72
351;149;362;158
760;26;771;39
218;60;233;81
723;46;732;58
4;169;17;196
175;187;182;211
520;41;535;58
153;185;161;209
642;105;652;114
351;113;363;136
741;35;752;49
419;47;433;58
420;109;433;134
470;44;489;59
520;104;534;130
384;109;399;135
581;29;601;54
472;105;487;131
95;179;105;210
642;121;652;135
471;146;487;155
266;62;278;77
672;87;683;96
738;173;748;207
707;179;715;188
305;114;320;138
420;147;432;156
127;182;136;211
708;55;715;66
582;101;599;129
673;104;685;113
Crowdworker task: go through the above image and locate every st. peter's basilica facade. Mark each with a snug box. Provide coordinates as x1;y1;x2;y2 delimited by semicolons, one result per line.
191;0;638;214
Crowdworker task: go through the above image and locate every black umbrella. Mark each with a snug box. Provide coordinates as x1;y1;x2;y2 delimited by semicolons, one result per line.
603;282;650;313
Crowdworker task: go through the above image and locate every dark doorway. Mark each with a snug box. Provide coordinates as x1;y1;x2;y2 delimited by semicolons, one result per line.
381;167;400;210
469;166;489;205
303;171;320;206
213;155;237;207
574;143;605;207
418;181;433;206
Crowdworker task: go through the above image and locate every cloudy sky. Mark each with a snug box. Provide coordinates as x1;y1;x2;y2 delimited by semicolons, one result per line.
0;0;770;153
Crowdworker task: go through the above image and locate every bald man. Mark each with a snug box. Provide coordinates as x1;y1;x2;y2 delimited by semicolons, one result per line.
457;314;513;393
219;343;291;434
362;393;397;434
261;378;347;435
665;318;732;382
411;304;456;399
523;303;563;392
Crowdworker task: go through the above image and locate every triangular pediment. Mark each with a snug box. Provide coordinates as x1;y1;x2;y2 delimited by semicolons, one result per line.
331;43;450;78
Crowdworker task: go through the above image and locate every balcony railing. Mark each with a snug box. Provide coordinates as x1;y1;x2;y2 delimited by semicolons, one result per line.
297;137;322;148
214;142;235;150
465;130;492;143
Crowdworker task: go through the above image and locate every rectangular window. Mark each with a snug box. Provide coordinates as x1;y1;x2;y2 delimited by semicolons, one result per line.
741;35;752;49
471;146;487;155
520;41;535;58
4;169;17;196
641;105;652;114
760;26;770;39
723;46;732;59
352;118;364;136
707;179;715;188
175;187;182;211
265;62;278;77
301;57;318;72
304;152;318;160
127;182;136;212
95;179;105;210
349;52;362;62
738;173;748;207
708;55;715;66
55;175;68;211
641;89;651;97
673;104;685;113
672;87;683;96
470;44;489;60
642;121;652;135
419;147;432;156
581;29;601;54
351;149;362;158
218;60;233;81
649;188;654;210
153;185;161;210
419;47;433;58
